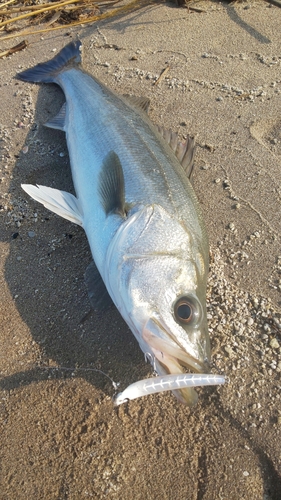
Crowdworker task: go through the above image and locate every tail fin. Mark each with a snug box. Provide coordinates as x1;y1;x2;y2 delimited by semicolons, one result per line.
17;40;82;83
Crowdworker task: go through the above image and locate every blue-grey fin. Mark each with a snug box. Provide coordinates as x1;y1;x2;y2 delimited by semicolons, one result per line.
84;261;113;311
98;151;126;216
16;40;82;83
45;102;66;131
123;95;150;114
156;125;196;180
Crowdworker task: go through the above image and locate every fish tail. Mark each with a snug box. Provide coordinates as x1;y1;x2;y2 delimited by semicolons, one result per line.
17;40;82;83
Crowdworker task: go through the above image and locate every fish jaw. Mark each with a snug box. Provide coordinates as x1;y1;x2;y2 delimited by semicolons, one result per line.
142;318;210;406
143;318;210;374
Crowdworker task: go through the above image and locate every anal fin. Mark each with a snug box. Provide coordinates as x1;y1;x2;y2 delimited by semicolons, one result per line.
45;102;66;131
21;184;83;226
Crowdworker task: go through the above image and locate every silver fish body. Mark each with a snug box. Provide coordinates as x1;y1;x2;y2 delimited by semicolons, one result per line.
18;41;211;405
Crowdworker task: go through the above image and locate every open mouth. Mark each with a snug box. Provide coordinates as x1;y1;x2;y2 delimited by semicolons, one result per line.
144;329;206;372
142;319;210;406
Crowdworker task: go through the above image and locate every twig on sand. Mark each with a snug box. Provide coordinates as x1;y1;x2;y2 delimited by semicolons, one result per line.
0;39;27;58
153;65;170;86
265;0;281;7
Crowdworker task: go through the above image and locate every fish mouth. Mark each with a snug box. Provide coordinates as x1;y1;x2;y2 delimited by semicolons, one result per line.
142;318;210;406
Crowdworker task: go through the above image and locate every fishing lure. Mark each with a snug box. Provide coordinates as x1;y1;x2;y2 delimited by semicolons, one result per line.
114;373;225;405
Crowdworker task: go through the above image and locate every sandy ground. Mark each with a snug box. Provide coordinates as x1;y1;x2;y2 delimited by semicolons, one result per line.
1;1;281;498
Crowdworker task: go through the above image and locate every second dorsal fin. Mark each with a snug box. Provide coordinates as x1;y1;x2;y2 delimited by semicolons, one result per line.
123;95;150;114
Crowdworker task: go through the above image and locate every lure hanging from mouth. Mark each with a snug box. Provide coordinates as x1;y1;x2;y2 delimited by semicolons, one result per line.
114;374;226;406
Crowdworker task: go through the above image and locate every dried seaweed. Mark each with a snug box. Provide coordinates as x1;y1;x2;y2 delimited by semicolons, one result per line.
0;0;151;40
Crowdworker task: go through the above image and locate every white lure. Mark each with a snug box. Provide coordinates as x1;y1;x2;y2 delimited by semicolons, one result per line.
114;373;226;405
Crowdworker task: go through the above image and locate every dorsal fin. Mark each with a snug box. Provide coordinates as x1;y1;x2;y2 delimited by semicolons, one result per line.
156;125;196;180
123;95;150;114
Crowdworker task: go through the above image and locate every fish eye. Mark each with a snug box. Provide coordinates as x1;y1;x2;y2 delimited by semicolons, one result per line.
174;297;194;325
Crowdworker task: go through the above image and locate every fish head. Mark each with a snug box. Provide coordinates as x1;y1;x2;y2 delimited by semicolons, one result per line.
105;204;210;406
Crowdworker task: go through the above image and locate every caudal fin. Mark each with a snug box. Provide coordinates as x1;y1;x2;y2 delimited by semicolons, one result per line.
17;40;82;83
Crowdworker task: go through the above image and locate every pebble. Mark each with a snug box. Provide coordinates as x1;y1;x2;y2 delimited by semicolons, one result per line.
270;338;279;349
28;231;35;238
243;471;249;477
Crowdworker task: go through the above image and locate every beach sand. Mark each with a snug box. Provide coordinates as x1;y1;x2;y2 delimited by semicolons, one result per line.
0;1;281;498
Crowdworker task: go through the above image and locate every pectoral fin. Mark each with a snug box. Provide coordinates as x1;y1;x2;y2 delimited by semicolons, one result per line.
84;261;113;311
21;184;83;226
98;151;126;217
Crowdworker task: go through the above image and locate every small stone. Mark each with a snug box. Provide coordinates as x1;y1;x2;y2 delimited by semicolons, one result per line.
22;145;28;154
214;178;221;184
243;471;249;477
28;231;35;238
225;346;234;356
270;338;279;349
228;222;235;231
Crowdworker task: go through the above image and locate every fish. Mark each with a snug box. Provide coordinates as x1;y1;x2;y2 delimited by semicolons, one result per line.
17;40;211;406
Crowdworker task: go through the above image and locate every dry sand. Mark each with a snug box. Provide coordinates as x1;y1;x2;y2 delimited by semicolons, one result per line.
0;1;281;498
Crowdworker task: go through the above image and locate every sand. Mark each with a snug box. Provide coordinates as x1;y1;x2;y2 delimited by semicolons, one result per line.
0;1;281;498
